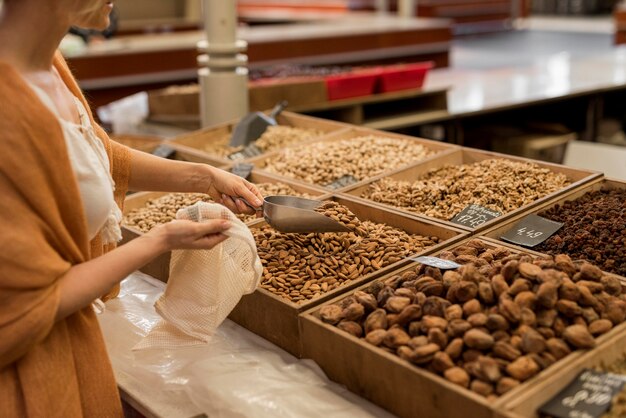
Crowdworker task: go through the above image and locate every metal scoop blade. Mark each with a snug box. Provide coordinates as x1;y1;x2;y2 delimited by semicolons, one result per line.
241;195;351;233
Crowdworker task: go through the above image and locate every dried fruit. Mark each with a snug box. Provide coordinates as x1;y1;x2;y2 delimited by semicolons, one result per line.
320;305;344;324
337;321;363;338
506;356;540;381
364;309;388;333
562;325;596;349
464;329;495;350
444;367;470;388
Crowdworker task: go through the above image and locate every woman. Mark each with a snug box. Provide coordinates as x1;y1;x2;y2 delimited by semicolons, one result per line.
0;1;264;416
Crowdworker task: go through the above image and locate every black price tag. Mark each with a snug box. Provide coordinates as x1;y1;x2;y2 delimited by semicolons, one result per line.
413;256;461;270
326;175;358;190
228;144;264;161
450;204;502;229
231;163;254;180
539;369;626;418
500;214;564;248
151;144;177;159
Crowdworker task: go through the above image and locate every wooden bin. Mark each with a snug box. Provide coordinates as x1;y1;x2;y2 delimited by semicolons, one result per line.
229;194;468;357
252;126;459;192
481;177;626;275
300;238;626;418
121;171;329;282
499;320;626;418
167;111;350;167
342;147;601;233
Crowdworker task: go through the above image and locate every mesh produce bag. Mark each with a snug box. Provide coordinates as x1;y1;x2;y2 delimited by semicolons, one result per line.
133;202;262;350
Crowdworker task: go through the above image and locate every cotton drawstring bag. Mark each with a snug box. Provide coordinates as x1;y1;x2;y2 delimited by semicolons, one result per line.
133;202;262;350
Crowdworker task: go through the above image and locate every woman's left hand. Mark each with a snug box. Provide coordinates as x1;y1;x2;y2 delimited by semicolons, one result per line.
205;169;264;215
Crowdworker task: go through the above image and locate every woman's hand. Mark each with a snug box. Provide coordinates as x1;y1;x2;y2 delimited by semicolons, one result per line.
205;169;264;215
147;219;232;252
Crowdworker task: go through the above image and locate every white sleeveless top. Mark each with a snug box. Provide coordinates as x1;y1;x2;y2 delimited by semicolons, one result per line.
26;81;122;244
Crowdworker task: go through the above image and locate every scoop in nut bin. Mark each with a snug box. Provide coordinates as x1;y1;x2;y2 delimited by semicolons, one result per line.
237;196;352;233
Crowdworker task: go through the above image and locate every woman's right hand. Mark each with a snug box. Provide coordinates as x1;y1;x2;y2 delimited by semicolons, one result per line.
146;219;231;252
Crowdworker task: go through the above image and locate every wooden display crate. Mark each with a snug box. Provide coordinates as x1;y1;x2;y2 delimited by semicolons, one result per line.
499;318;626;418
300;238;626;418
251;126;459;192
229;194;468;357
121;171;329;282
167;111;350;167
342;147;601;233
481;178;626;267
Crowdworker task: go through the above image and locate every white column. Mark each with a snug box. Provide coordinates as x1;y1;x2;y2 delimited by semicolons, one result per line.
375;0;389;15
198;0;249;128
398;0;416;17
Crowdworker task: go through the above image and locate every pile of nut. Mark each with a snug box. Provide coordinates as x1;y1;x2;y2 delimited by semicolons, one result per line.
314;201;367;236
123;182;313;232
598;357;626;418
253;203;440;303
361;159;571;221
320;239;626;399
202;126;324;158
262;136;436;186
535;189;626;277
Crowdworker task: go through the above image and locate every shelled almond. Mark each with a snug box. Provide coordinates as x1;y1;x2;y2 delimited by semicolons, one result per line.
123;183;313;232
262;136;436;186
253;202;440;303
361;159;570;221
319;239;626;399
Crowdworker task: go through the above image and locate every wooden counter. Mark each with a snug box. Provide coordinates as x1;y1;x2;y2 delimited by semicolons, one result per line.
67;14;451;107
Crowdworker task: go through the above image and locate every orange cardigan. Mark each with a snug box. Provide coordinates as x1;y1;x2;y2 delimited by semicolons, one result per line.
0;53;131;417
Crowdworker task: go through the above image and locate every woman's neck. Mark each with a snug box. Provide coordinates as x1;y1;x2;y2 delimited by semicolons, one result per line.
0;1;70;72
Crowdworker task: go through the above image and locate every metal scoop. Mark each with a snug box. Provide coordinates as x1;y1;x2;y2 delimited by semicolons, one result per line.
240;195;351;233
229;101;288;147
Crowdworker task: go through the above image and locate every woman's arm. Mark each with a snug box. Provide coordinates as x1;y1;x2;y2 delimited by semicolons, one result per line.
127;149;264;213
54;219;231;321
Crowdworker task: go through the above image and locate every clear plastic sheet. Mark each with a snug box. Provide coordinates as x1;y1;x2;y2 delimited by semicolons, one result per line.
99;273;393;418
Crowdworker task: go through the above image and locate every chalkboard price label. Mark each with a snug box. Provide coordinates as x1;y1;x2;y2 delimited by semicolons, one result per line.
500;214;564;248
450;204;502;229
326;175;358;190
151;144;177;159
539;369;626;418
413;256;461;270
228;144;264;161
231;163;254;180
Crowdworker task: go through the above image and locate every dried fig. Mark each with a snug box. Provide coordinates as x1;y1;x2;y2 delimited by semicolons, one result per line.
559;281;580;302
408;336;429;350
502;260;519;281
491;274;509;297
393;304;422;327
445;338;464;359
499;298;521;323
520;308;537;326
428;327;449;350
536;309;558;328
506;356;540;381
448;319;472;337
445;304;463;320
563;324;595;349
478;282;495;304
515;292;537;310
464;329;495;350
518;262;542;280
536;282;559;308
579;263;603;282
343;303;366;321
601;275;622;296
355;290;378;311
337;321;363;338
588;319;613;336
496;377;520;395
509;279;531;296
520;326;547;354
444;367;470;388
431;351;455;373
383;327;411;348
493;341;521;361
556;300;582;317
364;309;388;333
470;380;494;397
320;305;344;325
365;329;387;346
385;296;411;313
411;343;440;364
421;315;448;331
486;314;509;331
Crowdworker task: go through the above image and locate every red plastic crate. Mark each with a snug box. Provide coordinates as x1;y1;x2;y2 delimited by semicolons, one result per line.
377;61;434;93
325;68;382;101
